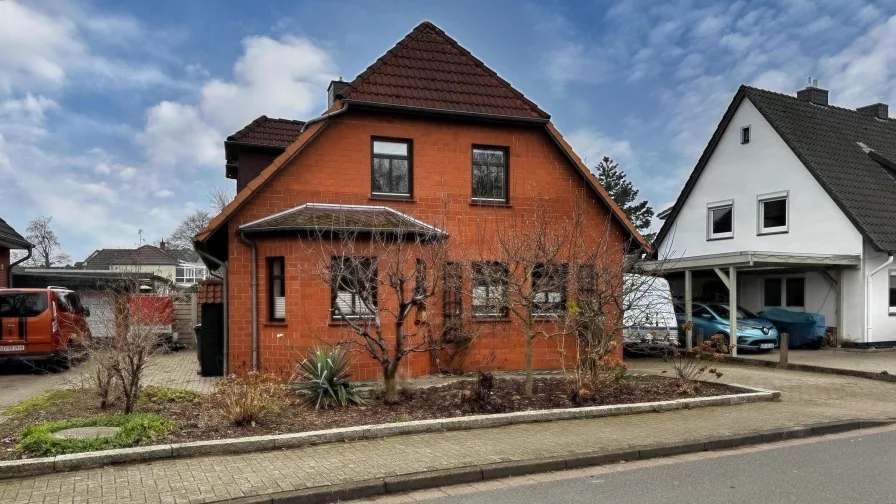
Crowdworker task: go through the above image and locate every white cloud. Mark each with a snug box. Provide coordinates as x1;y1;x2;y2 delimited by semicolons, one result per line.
154;189;175;199
822;15;896;108
93;163;112;175
137;101;221;167
567;128;635;168
118;167;139;180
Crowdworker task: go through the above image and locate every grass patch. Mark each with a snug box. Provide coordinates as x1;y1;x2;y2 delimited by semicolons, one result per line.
5;389;75;417
17;413;175;456
139;386;200;404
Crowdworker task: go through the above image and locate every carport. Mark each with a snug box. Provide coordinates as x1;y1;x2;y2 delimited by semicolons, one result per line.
641;251;860;356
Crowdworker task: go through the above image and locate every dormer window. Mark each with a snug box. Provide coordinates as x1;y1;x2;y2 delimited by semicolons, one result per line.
741;126;751;144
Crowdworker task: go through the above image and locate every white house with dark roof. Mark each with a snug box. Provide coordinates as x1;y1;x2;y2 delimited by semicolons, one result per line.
79;242;208;288
649;81;896;350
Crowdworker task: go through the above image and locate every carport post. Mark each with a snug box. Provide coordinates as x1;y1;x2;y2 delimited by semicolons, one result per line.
684;269;693;351
729;266;737;357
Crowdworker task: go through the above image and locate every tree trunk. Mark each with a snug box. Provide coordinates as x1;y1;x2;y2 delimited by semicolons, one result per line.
383;363;400;404
524;334;535;396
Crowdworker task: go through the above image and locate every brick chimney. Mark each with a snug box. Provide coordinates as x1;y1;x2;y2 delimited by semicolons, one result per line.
857;103;889;120
328;79;349;108
797;79;829;106
159;239;167;251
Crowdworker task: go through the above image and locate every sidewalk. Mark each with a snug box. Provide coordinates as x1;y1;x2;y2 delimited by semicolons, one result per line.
2;360;896;504
739;348;896;375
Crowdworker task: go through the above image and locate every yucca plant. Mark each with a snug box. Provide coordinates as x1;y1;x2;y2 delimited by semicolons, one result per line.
294;346;365;409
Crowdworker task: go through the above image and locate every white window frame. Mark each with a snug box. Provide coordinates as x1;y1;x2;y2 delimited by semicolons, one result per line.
889;272;896;315
757;190;789;235
740;125;751;144
707;199;734;240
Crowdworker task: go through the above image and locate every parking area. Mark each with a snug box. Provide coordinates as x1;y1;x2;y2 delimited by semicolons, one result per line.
0;349;218;413
739;348;896;375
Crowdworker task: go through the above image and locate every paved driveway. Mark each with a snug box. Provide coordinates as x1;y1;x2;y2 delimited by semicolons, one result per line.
739;348;896;374
0;350;217;412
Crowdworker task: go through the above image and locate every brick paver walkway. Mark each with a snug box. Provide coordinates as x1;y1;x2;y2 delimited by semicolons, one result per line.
1;360;895;503
0;350;217;412
740;348;896;374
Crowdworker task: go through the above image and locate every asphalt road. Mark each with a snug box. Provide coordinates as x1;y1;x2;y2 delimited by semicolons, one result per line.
415;429;896;504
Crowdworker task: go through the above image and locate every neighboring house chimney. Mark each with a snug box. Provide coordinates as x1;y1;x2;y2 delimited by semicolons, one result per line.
159;240;167;251
796;78;829;106
857;103;889;120
328;79;349;109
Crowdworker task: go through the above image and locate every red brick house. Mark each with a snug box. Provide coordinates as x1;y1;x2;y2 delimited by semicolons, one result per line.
194;21;647;378
0;217;31;288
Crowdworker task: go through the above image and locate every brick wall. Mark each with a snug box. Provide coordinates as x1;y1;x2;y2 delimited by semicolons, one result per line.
0;247;9;289
225;110;626;379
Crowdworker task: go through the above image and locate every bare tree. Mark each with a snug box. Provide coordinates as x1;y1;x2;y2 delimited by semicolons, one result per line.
209;186;235;212
168;210;211;250
304;205;472;404
24;216;71;267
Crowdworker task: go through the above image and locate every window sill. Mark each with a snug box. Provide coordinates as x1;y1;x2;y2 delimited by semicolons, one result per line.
329;318;376;326
472;317;511;323
264;321;287;327
707;235;733;241
470;200;511;208
369;195;415;202
758;229;788;236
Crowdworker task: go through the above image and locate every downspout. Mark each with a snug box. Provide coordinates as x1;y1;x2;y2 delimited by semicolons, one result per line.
196;250;229;376
239;233;259;372
866;254;894;345
8;246;32;288
299;103;348;134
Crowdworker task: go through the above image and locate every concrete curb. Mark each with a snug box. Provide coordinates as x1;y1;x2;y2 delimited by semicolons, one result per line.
215;418;895;504
0;384;778;481
726;356;896;382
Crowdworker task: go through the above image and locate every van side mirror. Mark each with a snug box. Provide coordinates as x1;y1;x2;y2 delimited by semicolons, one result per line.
84;307;91;317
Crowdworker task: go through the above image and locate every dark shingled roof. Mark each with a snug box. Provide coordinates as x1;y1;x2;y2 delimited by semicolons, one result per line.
110;245;178;266
0;217;30;249
80;246;201;270
226;116;306;148
337;21;550;121
239;203;447;237
656;85;896;252
79;249;131;270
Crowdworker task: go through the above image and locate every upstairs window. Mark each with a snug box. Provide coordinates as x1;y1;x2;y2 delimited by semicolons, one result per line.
758;191;788;235
741;126;751;144
268;257;285;321
331;256;378;320
371;139;412;198
472;261;508;318
707;200;734;240
890;273;896;315
472;147;508;203
533;263;567;316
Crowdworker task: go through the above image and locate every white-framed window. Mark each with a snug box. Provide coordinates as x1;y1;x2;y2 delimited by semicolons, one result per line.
175;264;208;285
763;276;805;311
758;191;788;235
741;125;751;144
889;272;896;315
707;200;734;240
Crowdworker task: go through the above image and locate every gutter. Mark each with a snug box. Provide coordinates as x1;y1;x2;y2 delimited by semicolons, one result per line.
195;249;229;376
239;233;259;372
299;103;348;134
7;246;32;288
866;254;894;344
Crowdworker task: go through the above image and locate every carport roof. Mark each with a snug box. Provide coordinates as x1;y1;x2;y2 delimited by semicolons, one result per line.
641;251;861;273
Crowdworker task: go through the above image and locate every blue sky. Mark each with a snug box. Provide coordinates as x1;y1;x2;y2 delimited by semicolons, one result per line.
2;0;895;261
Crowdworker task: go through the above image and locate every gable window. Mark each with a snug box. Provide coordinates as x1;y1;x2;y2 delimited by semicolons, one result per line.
889;273;896;315
758;191;788;235
472;147;508;203
533;263;567;316
707;200;734;240
371;139;412;197
472;261;508;318
331;257;377;320
741;126;751;144
268;257;285;321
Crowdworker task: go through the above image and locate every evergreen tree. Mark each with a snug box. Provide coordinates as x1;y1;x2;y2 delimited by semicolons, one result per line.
594;157;655;242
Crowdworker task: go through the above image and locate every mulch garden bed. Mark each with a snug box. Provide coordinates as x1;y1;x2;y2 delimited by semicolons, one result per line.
0;375;742;461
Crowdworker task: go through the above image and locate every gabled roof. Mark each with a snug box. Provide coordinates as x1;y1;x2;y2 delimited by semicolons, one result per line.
0;217;30;249
80;249;132;270
226;116;306;148
240;203;447;238
166;248;201;264
655;85;896;253
337;21;550;121
110;245;177;266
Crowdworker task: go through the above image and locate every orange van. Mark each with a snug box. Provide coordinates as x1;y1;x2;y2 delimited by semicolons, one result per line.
0;288;92;368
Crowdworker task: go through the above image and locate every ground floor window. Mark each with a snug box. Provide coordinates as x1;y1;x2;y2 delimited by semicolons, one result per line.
532;263;567;316
472;261;508;318
268;257;285;321
763;276;805;310
331;256;377;320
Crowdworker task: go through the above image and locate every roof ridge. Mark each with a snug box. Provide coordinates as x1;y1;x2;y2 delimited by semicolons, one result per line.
743;85;896;124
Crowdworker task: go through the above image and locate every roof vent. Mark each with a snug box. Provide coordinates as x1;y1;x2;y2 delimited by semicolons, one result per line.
796;77;829;106
857;103;889;120
327;79;349;109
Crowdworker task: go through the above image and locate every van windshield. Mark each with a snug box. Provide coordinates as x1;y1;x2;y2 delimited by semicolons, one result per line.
0;293;49;318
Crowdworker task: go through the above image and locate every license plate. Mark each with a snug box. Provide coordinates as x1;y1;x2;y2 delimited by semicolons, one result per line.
760;343;774;349
0;345;25;352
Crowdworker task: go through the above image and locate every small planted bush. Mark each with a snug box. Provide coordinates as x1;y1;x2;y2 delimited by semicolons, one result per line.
212;372;284;426
293;347;365;410
17;413;175;456
140;386;200;404
5;389;74;417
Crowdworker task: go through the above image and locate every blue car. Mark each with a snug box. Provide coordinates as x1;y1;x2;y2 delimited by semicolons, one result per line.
674;301;779;352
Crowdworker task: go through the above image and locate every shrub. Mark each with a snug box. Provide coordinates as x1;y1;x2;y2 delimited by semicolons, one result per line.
461;372;504;413
17;413;175;456
5;389;74;417
668;329;728;394
140;386;200;404
293;347;365;409
212;372;284;426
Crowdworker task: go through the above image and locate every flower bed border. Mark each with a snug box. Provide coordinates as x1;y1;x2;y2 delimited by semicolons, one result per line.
0;383;779;480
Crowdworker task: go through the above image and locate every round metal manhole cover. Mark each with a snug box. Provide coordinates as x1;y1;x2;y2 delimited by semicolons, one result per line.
52;426;121;440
